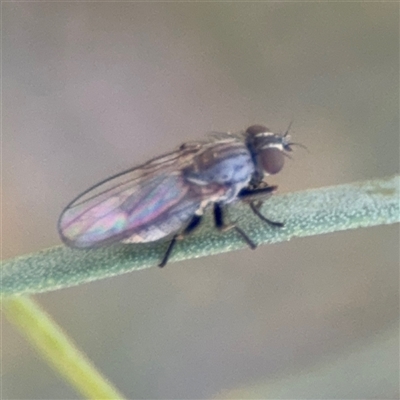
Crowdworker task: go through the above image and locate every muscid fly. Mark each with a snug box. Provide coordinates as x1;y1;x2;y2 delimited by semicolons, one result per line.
58;124;295;267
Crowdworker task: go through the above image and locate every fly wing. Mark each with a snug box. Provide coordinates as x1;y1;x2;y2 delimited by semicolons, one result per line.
58;141;231;248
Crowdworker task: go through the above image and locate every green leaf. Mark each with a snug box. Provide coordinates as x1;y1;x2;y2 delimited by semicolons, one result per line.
2;175;399;296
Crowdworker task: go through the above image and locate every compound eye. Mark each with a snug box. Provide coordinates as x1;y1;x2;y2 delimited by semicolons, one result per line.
260;148;284;175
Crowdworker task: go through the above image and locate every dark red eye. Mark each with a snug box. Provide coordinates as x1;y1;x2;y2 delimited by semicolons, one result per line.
260;148;284;174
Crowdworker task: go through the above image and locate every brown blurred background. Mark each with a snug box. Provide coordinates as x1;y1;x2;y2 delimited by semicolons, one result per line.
3;3;399;399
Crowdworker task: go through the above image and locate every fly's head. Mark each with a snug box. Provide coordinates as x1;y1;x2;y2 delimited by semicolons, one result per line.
245;124;296;184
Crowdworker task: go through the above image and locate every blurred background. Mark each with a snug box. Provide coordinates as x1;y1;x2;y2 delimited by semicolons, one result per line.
3;3;399;399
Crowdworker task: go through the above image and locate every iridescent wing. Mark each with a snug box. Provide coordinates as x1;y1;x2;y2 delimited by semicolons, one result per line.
58;139;240;248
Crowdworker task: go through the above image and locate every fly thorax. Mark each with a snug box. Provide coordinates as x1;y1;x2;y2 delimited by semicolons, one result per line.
184;144;254;186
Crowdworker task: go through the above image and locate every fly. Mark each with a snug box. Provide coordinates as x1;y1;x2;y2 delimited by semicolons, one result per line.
58;124;297;267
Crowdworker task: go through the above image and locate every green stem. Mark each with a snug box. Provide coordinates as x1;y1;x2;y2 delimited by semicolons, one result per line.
2;175;399;295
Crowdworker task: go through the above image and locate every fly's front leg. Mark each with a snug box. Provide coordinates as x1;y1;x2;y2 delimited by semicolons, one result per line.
249;202;284;227
238;184;277;201
159;213;203;268
213;203;257;250
238;185;284;228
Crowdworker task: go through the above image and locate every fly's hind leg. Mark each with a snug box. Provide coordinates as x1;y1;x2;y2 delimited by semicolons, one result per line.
158;213;203;268
213;203;257;250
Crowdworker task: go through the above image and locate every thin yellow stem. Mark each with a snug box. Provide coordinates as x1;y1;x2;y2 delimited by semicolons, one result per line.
2;296;125;400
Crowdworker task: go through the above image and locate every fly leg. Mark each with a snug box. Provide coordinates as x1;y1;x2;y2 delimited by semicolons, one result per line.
158;214;202;268
213;203;257;250
249;202;284;227
238;185;284;227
